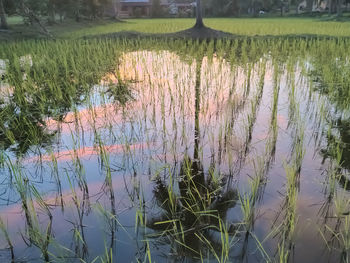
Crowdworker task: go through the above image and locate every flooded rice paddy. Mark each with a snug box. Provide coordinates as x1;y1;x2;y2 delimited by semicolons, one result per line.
0;38;350;262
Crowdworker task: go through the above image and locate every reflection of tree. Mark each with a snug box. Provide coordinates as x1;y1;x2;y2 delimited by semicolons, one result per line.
148;157;238;257
147;58;238;259
310;59;350;192
322;118;350;191
0;57;87;156
0;96;56;157
0;77;86;156
104;73;133;106
0;54;131;157
324;118;350;170
194;0;204;28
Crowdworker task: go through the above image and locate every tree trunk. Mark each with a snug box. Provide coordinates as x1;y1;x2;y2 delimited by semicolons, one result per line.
306;0;313;12
114;0;122;20
59;12;64;23
48;0;55;25
0;0;8;30
113;0;118;19
232;0;239;16
194;58;201;161
337;0;342;17
20;0;52;37
280;2;284;16
75;0;81;22
194;0;204;28
250;0;258;17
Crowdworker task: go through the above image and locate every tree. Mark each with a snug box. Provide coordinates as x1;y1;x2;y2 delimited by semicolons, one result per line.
53;0;70;22
19;0;52;36
337;0;343;17
232;0;240;16
151;0;162;17
249;0;257;16
48;0;55;24
113;0;121;19
306;0;313;12
0;0;8;29
328;0;333;15
194;0;204;28
280;0;285;16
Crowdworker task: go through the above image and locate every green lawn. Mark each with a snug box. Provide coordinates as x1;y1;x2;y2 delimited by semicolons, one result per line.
7;16;23;25
3;16;350;41
55;17;350;38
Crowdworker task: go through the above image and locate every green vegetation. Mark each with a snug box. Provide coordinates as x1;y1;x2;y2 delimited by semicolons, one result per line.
65;18;350;38
2;17;350;41
1;14;350;263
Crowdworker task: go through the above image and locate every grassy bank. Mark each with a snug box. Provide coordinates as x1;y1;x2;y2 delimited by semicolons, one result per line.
53;17;350;38
2;17;350;41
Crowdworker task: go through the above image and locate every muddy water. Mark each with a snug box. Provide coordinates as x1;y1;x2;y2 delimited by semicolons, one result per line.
0;50;348;262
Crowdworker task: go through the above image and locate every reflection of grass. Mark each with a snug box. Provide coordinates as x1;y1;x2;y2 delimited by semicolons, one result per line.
0;216;14;262
7;157;53;262
321;214;350;262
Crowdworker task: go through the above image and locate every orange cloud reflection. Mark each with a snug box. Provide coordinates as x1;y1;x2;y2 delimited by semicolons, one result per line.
25;143;148;163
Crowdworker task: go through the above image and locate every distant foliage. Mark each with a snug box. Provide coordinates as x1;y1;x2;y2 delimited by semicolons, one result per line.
3;0;116;24
152;0;164;17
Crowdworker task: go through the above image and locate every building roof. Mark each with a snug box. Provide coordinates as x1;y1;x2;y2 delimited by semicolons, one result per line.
121;0;150;2
120;0;194;7
121;0;151;6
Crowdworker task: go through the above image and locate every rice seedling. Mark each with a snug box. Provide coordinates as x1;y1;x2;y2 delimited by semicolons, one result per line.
239;191;256;231
274;120;305;260
66;172;89;260
48;148;64;209
334;192;350;219
1;30;350;262
320;214;350;263
99;246;114;263
29;186;53;263
0;217;14;262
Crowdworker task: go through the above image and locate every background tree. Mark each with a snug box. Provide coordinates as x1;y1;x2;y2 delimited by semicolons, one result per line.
18;0;52;36
249;0;257;16
152;0;162;17
306;0;313;12
232;0;240;16
194;0;204;28
0;0;8;29
337;0;343;17
328;0;332;14
48;0;55;24
53;0;71;22
113;0;121;19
